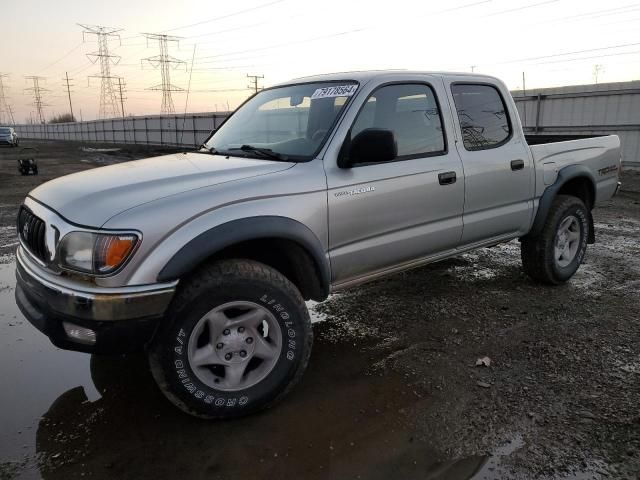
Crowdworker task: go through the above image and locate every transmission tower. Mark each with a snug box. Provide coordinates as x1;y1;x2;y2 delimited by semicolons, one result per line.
247;74;264;94
24;76;50;124
79;24;123;119
142;33;186;114
0;74;15;125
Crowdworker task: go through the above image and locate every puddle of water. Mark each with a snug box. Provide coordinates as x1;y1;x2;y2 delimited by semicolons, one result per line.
0;263;99;476
0;261;451;480
467;434;524;479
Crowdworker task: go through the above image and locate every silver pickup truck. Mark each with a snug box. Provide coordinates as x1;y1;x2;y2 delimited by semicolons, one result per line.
15;71;621;418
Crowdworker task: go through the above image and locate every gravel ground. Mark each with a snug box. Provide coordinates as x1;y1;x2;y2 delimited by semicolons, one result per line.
0;140;638;479
317;170;640;478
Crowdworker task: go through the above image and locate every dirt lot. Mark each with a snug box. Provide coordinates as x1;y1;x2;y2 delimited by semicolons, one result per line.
0;140;639;480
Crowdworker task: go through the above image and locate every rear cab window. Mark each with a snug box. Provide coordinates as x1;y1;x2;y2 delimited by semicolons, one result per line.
450;83;512;151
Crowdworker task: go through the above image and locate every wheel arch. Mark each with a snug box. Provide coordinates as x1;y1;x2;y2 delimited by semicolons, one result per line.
529;165;596;243
157;216;330;301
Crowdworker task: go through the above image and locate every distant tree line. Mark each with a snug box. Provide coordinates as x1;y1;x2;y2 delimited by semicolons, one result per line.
49;113;76;124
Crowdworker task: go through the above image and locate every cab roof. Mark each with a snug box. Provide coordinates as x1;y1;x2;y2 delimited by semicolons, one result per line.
276;70;502;86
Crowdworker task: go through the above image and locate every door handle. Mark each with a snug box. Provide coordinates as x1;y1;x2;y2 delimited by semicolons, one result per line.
438;171;457;185
511;159;525;171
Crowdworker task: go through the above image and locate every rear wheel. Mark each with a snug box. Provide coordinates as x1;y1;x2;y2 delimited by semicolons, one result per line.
521;195;589;284
149;259;313;419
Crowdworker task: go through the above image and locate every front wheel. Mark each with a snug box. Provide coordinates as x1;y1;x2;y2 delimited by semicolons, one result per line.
521;195;589;284
149;259;313;419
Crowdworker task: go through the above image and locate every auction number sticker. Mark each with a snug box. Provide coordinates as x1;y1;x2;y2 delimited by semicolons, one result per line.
311;84;358;99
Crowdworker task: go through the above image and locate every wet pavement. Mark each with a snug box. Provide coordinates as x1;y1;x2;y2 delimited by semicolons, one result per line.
0;259;496;480
1;142;639;479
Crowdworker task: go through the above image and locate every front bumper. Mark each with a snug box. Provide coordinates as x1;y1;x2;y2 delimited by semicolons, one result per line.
15;249;177;354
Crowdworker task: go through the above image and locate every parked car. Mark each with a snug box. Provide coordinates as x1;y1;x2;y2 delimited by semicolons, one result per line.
0;126;18;147
14;71;621;419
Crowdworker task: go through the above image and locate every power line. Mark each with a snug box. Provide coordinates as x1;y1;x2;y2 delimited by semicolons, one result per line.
160;0;286;33
484;0;560;17
195;0;490;63
196;27;365;63
38;42;84;74
24;76;50;124
142;33;186;114
494;40;640;66
79;23;123;119
535;3;640;25
533;48;640;65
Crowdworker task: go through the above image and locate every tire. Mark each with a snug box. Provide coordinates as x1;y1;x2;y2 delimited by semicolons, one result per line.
149;259;313;419
521;194;589;284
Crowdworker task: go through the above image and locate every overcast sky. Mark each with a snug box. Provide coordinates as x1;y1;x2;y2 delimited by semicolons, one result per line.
3;0;640;122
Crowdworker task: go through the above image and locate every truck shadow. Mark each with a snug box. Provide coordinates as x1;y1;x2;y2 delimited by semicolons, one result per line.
34;325;488;480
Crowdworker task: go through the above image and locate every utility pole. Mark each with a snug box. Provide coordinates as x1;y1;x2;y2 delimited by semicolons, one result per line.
470;65;476;73
24;76;49;124
7;105;15;125
63;72;75;120
0;74;13;124
142;33;186;114
117;77;126;118
593;64;604;84
247;74;264;94
79;24;123;119
522;71;527;128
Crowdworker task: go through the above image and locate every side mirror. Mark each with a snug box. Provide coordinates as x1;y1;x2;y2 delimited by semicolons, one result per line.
340;128;397;168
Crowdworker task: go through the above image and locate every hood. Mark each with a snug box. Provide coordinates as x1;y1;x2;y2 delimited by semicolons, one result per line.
29;152;294;227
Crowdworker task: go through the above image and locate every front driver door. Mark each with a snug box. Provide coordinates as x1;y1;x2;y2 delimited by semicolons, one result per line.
324;79;465;286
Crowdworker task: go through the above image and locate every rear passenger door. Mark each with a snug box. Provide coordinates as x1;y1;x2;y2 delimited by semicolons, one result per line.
325;80;465;285
444;79;535;245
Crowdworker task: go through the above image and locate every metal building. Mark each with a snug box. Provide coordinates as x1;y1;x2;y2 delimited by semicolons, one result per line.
512;80;640;167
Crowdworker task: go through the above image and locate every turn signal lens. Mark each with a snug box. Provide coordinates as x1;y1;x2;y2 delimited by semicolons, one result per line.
94;235;138;273
57;231;139;275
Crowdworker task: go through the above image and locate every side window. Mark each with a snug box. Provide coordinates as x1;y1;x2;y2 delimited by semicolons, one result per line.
451;84;511;151
351;84;445;159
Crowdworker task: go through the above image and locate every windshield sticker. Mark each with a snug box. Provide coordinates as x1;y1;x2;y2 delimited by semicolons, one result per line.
311;84;358;99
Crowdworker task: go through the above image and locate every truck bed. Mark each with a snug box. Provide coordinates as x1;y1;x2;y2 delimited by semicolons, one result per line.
528;134;621;204
525;134;605;146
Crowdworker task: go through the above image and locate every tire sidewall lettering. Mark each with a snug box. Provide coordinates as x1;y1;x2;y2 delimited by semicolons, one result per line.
168;289;302;411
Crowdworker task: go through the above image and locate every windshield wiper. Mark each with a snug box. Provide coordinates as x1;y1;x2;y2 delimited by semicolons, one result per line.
229;145;288;161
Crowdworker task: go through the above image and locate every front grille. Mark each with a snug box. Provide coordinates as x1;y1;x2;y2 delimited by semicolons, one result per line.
18;207;48;262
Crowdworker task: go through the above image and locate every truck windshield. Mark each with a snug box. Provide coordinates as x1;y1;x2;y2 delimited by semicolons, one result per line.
204;81;358;161
0;128;10;134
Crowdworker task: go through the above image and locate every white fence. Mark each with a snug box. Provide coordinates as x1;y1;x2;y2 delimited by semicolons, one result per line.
13;112;231;147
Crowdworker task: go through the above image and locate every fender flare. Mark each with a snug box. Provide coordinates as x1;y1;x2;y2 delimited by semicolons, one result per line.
156;216;331;297
529;164;596;243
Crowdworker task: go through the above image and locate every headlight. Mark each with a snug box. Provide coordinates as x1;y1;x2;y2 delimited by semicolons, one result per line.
57;231;139;275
